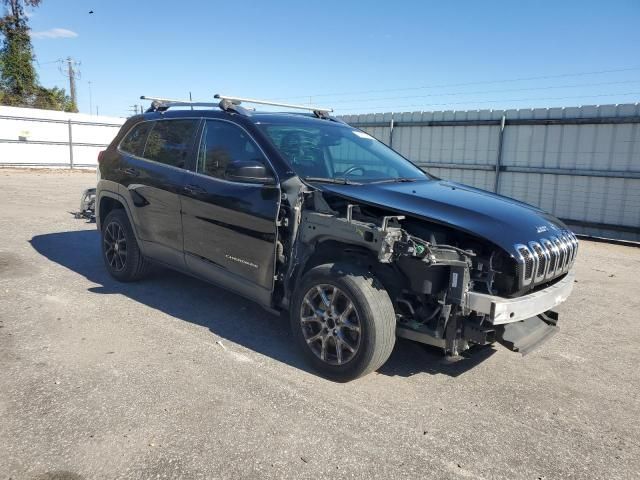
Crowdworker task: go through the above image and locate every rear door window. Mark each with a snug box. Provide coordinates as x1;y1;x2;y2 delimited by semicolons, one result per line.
144;119;199;169
120;121;153;157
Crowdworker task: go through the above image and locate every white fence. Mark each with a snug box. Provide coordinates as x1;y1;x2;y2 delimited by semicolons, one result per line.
341;104;640;242
0;106;125;168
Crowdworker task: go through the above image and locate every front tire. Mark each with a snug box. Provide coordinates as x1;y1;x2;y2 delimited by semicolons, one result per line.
101;209;149;282
290;263;396;381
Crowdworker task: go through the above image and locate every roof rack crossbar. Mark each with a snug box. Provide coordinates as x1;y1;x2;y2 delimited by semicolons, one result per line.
214;94;333;114
141;96;190;103
140;96;220;111
139;94;334;119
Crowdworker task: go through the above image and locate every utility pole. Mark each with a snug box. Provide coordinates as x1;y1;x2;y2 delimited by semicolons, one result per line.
66;57;77;108
60;57;81;111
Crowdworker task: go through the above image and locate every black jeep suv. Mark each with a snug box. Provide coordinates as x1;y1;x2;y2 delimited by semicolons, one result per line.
96;95;577;380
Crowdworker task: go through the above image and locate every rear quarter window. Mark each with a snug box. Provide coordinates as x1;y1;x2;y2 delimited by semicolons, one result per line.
119;121;154;157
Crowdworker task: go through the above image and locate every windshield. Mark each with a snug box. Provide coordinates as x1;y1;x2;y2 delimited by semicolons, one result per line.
258;121;431;184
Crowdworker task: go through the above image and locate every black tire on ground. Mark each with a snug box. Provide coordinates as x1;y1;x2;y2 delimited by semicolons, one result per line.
101;209;149;282
290;262;396;381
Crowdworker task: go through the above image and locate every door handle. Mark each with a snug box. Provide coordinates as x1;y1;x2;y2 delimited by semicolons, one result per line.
183;184;206;195
118;167;140;177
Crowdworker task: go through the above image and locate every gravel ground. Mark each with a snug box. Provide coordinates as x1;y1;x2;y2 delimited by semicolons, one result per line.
1;168;639;480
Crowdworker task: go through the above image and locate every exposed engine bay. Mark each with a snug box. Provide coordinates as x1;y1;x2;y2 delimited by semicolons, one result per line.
273;183;577;358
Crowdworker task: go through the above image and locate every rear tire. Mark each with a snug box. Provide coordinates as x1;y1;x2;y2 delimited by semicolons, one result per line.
290;263;396;381
101;209;149;282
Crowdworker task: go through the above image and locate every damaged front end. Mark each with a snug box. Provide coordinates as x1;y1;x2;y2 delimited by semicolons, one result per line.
277;186;575;359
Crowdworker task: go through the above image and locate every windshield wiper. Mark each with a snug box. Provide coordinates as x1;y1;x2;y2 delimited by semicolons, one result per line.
369;177;420;184
303;176;362;185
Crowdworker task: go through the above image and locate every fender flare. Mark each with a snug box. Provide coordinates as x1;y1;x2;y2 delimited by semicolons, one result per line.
96;188;145;254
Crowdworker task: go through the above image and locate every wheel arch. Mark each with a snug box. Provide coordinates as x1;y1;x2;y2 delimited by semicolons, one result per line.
97;189;144;252
284;239;403;310
301;240;378;276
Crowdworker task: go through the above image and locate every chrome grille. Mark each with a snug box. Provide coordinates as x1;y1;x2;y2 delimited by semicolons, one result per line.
541;238;558;279
518;246;534;281
530;242;548;281
568;233;578;262
514;230;578;290
552;236;566;272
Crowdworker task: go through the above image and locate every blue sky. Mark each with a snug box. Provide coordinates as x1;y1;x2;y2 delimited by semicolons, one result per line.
24;0;640;117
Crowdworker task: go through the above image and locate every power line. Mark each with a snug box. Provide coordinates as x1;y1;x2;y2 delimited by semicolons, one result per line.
36;58;63;66
326;79;640;106
273;66;640;101
332;91;640;113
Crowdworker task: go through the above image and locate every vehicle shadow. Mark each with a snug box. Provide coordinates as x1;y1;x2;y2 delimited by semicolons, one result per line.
30;229;494;379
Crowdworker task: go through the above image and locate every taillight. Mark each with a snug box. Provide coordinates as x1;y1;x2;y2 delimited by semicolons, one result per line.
98;150;106;163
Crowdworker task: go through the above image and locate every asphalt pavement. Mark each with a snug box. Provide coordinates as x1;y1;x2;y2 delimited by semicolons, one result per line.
1;168;638;479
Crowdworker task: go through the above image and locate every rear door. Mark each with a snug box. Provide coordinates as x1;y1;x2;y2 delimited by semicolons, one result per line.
180;119;280;304
117;118;200;267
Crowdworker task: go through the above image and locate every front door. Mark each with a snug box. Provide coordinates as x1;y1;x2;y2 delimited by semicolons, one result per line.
180;119;280;304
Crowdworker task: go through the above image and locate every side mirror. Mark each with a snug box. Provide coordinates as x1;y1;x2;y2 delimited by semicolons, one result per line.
225;160;275;185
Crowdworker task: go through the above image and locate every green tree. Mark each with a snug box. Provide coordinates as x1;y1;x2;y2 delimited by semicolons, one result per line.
33;85;76;112
0;0;39;104
0;0;77;111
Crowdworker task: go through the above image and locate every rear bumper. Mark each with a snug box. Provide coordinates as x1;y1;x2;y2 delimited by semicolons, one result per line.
467;270;576;325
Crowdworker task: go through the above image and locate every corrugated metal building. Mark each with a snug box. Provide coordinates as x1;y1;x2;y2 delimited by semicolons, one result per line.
341;103;640;242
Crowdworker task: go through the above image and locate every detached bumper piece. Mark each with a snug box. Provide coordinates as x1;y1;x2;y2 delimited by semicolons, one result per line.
75;188;96;221
496;311;558;355
466;270;575;325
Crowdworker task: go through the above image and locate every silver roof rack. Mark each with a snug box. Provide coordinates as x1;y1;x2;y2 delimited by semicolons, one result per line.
214;94;333;114
140;96;219;112
140;94;334;119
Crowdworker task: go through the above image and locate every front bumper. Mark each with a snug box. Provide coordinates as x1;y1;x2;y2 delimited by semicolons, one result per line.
467;270;576;325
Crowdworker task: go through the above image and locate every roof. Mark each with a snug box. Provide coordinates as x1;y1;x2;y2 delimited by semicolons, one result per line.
137;109;350;127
